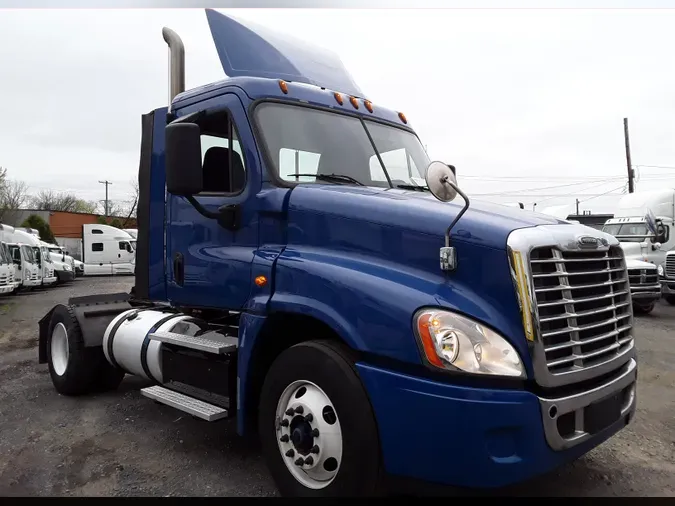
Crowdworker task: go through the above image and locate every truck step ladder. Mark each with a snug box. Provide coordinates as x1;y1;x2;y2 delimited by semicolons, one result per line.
149;330;238;354
140;385;229;421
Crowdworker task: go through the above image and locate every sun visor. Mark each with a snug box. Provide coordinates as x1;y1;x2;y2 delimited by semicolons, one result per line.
205;9;365;98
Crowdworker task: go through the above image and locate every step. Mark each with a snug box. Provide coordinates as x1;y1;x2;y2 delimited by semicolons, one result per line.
149;330;238;354
140;385;229;421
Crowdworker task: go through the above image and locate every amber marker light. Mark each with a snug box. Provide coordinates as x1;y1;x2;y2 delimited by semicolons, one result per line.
334;92;343;105
255;275;267;287
278;80;289;94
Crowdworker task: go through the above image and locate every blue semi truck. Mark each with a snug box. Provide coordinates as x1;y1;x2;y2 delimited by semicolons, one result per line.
38;9;637;497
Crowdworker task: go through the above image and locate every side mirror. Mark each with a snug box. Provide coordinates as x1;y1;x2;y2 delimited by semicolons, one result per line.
126;243;133;253
165;122;203;196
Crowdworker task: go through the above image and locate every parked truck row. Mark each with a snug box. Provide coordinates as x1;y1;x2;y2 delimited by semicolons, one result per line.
0;222;137;296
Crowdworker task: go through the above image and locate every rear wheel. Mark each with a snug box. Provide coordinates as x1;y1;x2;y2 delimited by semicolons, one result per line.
47;304;124;395
258;340;383;497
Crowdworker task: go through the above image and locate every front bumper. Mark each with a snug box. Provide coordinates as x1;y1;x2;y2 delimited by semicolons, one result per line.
0;284;13;294
42;276;58;285
356;359;637;489
630;284;661;304
56;270;76;282
661;279;675;296
22;278;41;287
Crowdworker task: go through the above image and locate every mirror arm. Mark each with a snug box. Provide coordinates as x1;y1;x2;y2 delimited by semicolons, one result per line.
444;183;470;248
184;196;241;231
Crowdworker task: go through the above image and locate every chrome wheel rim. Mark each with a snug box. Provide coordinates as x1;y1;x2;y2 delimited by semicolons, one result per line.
275;380;343;489
51;323;69;376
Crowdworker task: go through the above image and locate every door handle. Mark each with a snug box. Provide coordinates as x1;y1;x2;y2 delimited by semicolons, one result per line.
173;252;184;287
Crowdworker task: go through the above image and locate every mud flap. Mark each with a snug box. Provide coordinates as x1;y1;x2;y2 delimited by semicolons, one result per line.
38;293;135;364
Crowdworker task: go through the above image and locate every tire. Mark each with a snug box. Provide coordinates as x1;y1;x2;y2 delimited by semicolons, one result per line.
46;304;124;396
665;295;675;306
258;340;383;497
633;302;655;315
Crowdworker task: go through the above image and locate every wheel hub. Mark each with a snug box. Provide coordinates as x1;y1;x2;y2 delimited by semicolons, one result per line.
290;417;314;454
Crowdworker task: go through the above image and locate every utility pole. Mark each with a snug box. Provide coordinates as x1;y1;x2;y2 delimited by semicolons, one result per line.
623;118;634;193
576;198;580;215
99;180;112;217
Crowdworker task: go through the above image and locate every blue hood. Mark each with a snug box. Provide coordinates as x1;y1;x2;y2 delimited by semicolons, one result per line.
287;185;567;251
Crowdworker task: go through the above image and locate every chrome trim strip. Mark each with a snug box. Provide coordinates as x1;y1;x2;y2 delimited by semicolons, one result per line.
538;358;637;451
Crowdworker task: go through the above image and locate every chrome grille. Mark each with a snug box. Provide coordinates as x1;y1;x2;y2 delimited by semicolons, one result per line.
0;274;9;286
627;268;658;287
530;245;633;377
666;254;675;278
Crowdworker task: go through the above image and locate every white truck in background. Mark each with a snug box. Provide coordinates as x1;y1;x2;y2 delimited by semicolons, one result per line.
602;189;674;267
0;234;16;295
81;224;136;276
15;229;57;287
1;224;42;290
42;241;76;284
601;189;673;313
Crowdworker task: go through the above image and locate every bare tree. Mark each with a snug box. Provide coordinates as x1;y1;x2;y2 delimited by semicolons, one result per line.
0;179;30;221
31;190;98;213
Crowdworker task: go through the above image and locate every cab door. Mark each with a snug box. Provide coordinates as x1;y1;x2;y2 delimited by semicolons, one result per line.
166;92;260;310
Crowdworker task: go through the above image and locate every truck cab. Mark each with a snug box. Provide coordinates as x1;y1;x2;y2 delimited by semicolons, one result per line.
43;241;76;284
81;224;136;276
38;10;638;497
602;189;675;268
0;237;16;295
15;229;57;287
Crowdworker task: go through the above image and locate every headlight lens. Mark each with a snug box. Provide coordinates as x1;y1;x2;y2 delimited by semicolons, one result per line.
414;309;525;377
658;264;664;277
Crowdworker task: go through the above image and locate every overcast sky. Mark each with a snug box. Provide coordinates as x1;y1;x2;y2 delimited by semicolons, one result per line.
1;7;674;216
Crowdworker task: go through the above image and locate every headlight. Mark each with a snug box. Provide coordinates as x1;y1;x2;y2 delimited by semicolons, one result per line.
658;264;664;277
414;309;525;377
64;264;71;271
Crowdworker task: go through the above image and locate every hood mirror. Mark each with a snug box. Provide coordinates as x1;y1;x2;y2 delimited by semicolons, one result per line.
424;161;471;272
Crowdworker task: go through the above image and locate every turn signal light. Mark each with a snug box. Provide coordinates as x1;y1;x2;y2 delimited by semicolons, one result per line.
255;275;267;287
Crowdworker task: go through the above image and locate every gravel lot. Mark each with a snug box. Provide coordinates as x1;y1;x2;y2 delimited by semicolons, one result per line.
0;277;673;497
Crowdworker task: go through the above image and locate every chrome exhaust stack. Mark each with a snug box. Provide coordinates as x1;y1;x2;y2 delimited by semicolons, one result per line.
162;27;185;109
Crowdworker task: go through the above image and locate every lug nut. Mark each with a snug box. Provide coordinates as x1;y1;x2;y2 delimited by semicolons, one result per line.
311;428;320;437
280;419;289;427
295;406;304;414
304;413;313;422
294;457;305;466
285;449;295;457
285;408;295;416
279;434;289;443
304;456;314;466
310;445;319;454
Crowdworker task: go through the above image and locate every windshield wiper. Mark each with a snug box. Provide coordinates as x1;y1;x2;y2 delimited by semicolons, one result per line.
287;173;365;186
396;184;429;192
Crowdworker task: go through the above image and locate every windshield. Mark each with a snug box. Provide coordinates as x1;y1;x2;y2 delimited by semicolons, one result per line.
22;245;35;263
254;103;430;188
42;247;53;262
130;240;137;251
0;242;9;264
602;223;651;242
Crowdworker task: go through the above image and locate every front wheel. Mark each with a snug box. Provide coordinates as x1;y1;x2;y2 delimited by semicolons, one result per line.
633;302;655;315
258;340;383;497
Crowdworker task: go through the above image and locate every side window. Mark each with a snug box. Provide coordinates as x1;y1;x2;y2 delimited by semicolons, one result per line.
198;111;247;194
92;229;103;234
279;148;321;183
92;243;104;252
369;148;419;183
119;242;127;250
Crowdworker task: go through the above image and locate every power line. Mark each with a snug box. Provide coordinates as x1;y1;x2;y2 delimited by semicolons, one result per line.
468;178;623;197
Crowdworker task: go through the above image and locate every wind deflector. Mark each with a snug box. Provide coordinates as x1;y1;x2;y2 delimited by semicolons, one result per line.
205;9;365;98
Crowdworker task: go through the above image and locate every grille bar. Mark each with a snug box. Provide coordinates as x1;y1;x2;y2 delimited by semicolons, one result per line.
533;267;624;279
539;301;631;323
544;324;632;352
531;256;624;264
534;277;627;293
